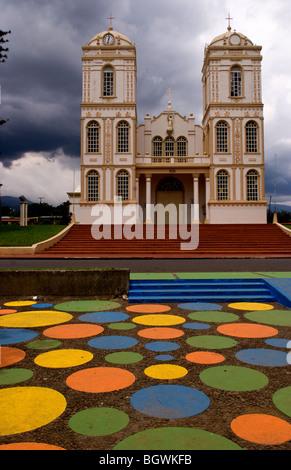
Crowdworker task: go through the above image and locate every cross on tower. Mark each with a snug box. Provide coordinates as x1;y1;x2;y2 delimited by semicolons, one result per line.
225;13;233;31
167;88;172;103
108;13;115;30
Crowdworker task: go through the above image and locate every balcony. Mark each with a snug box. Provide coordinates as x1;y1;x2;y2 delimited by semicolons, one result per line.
136;154;210;167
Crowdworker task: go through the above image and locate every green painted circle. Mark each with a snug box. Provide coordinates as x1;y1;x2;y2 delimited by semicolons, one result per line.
200;365;269;391
113;427;242;450
68;407;129;436
244;310;291;326
188;311;239;323
105;351;144;364
54;300;121;312
272;386;291;417
0;368;33;385
108;322;136;331
186;335;237;349
26;339;62;350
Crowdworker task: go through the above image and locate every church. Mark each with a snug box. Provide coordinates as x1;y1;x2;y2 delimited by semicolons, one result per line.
68;20;267;226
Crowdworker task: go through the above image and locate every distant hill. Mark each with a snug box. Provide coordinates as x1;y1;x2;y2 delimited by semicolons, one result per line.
1;196;34;211
267;203;291;213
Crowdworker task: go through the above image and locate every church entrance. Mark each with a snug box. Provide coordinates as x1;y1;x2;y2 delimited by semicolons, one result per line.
155;176;185;224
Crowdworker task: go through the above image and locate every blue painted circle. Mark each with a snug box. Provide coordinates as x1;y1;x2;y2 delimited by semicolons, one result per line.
236;348;289;367
79;311;129;323
155;354;174;361
0;328;38;345
178;302;222;311
130;384;210;418
31;303;54;308
183;322;210;330
265;338;291;348
88;335;138;350
145;341;180;352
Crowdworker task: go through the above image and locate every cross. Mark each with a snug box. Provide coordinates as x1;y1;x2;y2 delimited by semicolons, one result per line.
108;13;115;29
225;13;233;31
167;88;172;102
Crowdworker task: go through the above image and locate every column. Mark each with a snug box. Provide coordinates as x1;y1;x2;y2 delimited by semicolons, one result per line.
145;174;152;224
135;176;141;224
192;174;200;224
205;176;210;224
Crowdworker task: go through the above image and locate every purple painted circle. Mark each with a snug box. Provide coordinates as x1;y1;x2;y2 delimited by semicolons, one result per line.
236;348;289;367
130;384;210;418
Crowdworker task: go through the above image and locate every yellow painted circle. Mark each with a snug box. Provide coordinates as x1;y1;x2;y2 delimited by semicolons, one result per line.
228;302;274;311
4;301;36;307
34;349;94;368
0;310;73;328
144;364;188;380
0;387;67;436
132;314;185;326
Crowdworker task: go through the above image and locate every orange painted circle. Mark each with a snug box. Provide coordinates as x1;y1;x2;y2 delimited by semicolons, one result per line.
66;367;136;393
0;309;17;315
231;414;291;445
126;304;171;314
43;324;104;339
0;442;65;450
217;323;278;338
0;346;26;368
185;351;225;364
138;327;184;339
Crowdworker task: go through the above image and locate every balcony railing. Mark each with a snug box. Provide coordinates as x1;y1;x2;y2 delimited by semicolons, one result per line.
135;155;209;165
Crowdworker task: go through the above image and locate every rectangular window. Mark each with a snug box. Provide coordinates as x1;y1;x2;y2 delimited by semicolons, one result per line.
216;123;228;153
177;138;187;162
231;70;242;97
118;123;129;153
103;70;114;96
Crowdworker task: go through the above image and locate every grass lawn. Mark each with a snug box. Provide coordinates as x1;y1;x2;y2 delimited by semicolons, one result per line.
0;225;67;246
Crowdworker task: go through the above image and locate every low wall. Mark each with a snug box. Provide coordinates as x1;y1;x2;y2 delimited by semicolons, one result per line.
0;269;130;297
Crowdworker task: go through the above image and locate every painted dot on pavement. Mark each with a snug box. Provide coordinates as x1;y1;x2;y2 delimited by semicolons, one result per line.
26;339;62;350
0;347;26;368
4;301;37;307
183;322;210;330
199;365;269;391
0;328;38;345
138;327;184;339
68;407;129;436
229;302;274;311
34;349;94;368
155;354;174;361
230;414;291;445
178;302;222;311
88;336;138;350
186;351;225;364
0;309;17;315
113;427;242;450
0;368;33;385
217;323;278;338
144;364;188;380
126;304;171;313
245;310;291;327
105;352;144;365
186;335;237;350
108;323;136;331
0;387;67;436
132;314;185;326
32;303;54;308
235;348;289;367
0;443;65;450
130;385;210;419
43;324;104;339
66;367;136;393
78;311;129;323
188;311;239;323
272;386;291;418
0;310;73;328
265;338;291;348
54;300;121;312
145;341;180;352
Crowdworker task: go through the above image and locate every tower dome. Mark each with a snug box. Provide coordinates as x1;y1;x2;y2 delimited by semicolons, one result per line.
209;28;254;47
87;27;133;47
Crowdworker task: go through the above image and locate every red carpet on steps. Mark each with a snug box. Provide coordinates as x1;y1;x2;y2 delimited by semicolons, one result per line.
39;224;291;258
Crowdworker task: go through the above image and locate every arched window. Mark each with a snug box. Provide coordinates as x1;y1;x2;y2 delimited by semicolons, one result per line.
216;121;228;153
165;136;174;159
153;136;163;156
117;121;129;153
157;176;184;192
87;170;99;202
117;170;129;201
87;121;99;153
231;65;242;97
247;170;259;201
217;170;229;200
177;137;187;162
246;121;258;153
103;65;114;97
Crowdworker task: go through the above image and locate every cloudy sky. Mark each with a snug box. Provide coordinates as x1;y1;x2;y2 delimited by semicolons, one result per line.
1;0;291;206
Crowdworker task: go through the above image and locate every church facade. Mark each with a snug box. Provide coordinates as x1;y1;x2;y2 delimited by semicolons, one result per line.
68;23;267;225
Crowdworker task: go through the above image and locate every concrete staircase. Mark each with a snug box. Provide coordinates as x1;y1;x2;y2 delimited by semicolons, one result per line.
128;278;276;303
42;224;291;258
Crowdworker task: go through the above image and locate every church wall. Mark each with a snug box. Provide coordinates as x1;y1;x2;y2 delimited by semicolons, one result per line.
209;204;266;224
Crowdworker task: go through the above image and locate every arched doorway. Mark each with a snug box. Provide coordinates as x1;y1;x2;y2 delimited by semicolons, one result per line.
156;176;185;224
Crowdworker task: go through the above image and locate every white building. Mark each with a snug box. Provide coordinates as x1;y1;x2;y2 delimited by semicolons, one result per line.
68;23;267;225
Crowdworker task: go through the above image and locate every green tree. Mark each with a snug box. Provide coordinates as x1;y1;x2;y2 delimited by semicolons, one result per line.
0;29;11;131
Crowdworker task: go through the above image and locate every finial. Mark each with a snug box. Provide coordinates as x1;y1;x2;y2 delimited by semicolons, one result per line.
167;88;172;109
108;12;115;31
225;13;233;31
